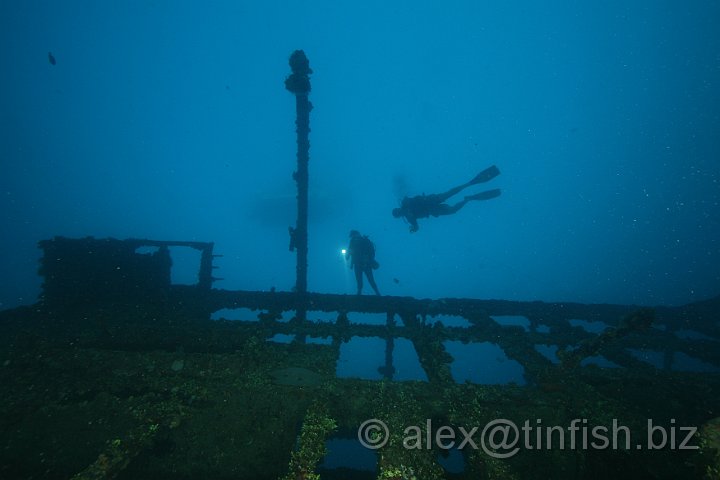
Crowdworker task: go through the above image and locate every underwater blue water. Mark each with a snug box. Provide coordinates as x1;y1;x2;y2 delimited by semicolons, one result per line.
535;344;561;364
444;340;526;385
2;1;719;310
319;438;377;473
319;436;466;475
336;336;427;381
437;447;466;474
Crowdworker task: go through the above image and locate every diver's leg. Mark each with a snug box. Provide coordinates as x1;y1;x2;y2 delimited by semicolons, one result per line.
437;199;470;216
434;188;501;217
435;185;468;203
465;188;501;202
365;268;381;296
436;166;501;202
469;165;501;185
354;267;363;295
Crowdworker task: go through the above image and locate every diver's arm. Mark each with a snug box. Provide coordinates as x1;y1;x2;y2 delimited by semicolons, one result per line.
408;216;419;233
345;244;355;268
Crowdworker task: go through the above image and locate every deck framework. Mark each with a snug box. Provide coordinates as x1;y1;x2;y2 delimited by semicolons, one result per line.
37;235;720;382
0;237;709;479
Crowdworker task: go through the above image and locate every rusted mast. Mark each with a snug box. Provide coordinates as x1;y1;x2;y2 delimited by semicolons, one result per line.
285;50;312;320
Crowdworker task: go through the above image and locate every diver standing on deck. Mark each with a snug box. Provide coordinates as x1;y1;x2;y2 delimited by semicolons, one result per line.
345;230;381;296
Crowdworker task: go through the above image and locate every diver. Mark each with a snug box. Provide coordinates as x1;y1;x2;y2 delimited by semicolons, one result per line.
345;230;381;296
392;165;501;232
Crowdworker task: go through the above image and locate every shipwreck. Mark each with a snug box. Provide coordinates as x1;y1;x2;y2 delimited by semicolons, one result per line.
1;50;719;479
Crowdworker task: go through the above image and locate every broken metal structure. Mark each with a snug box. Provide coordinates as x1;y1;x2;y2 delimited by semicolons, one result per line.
28;234;720;478
37;236;720;379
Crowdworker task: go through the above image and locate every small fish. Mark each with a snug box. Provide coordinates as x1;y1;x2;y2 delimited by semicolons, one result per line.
48;52;56;65
393;278;400;284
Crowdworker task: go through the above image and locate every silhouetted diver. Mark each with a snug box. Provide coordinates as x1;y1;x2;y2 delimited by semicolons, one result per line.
392;165;501;232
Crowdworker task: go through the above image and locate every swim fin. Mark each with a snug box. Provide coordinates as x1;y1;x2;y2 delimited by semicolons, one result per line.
470;165;501;185
465;188;501;201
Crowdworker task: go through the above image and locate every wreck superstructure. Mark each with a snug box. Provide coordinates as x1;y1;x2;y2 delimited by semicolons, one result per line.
6;234;715;479
36;235;720;378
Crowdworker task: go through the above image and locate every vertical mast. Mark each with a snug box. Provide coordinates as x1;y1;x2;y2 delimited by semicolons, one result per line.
285;50;312;318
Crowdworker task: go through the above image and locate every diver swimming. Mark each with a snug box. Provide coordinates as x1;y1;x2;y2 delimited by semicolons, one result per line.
392;165;502;232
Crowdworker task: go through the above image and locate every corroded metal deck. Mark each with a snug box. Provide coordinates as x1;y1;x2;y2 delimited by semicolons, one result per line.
13;235;717;479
